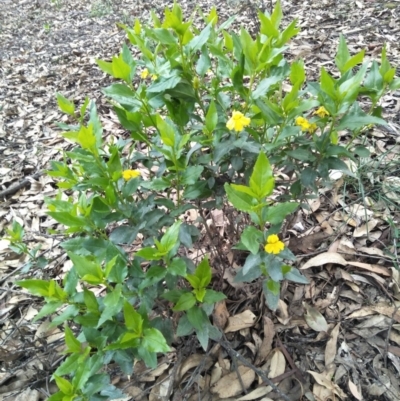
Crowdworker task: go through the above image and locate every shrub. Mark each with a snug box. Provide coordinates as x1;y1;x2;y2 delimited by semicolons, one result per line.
14;1;399;399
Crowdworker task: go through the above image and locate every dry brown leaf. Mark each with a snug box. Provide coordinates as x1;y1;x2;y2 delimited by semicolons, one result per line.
224;310;256;333
268;349;285;379
308;370;347;399
348;261;391;277
178;354;213;381
210;365;255;398
255;317;275;365
325;323;340;367
300;252;347;270
303;302;329;332
237;386;272;400
353;218;379;237
348;379;362;400
213;300;229;330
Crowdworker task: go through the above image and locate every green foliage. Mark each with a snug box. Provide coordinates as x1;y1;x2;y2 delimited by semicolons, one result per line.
12;1;398;399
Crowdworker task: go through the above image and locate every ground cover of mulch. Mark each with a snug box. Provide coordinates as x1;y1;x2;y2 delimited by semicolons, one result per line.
1;0;400;400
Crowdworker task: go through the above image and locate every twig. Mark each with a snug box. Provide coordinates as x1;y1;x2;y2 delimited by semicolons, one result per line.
218;337;291;401
0;171;43;199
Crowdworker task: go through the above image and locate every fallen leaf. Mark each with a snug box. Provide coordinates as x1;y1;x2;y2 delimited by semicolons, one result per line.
210;366;255;397
349;379;362;400
255;317;275;365
237;386;272;400
300;252;347;270
303;303;328;332
325;323;340;366
268;349;285;379
213;300;229;330
225;310;257;333
308;370;347;399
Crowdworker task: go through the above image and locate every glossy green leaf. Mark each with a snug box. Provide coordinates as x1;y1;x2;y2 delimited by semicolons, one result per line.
142;328;170;353
123;301;143;335
249;152;274;199
240;226;263;254
224;183;254;212
337;102;386;131
173;292;196;311
265;202;299;225
56;93;75;116
64;326;81;353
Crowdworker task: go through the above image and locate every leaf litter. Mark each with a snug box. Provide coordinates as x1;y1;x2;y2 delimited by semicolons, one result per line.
1;0;400;400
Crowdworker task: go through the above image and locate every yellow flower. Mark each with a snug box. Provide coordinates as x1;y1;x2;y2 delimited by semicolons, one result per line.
122;169;141;181
264;234;285;255
141;69;149;79
226;111;251;132
308;122;317;134
295;116;311;132
151;74;158;80
314;106;329;118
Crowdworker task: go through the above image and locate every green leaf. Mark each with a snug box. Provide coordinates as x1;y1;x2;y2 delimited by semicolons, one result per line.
83;289;99;314
168;258;187;276
54;353;80;377
194;257;212;288
240;28;257;71
320;67;337;99
173;292;196;311
258;11;279;38
224;183;254;212
242;253;262;275
68;252;104;283
136;247;162;260
203;289;226;304
47;212;86;228
103;84;142;111
249;152;274;199
186;274;201;289
176;314;194;336
193;287;206;302
187;305;209;331
337;102;387;131
335;34;351;73
142;328;170;353
64;326;81;353
123;301;143;335
147;74;181;94
230;184;258;198
181;166;204;185
152;28;177;44
188;24;212;52
196;45;211;75
265;202;299;225
252;75;281;100
160;220;182;254
34;301;63;321
56;93;75;116
111;53;132;83
290;60;305;86
162;289;187;303
156;115;176;147
240;226;263;254
263;279;280;311
96;59;113;76
17;279;50;297
343;50;365;72
54;375;74;395
271;0;283;28
284;267;309;284
205;100;218;134
97;284;122;327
